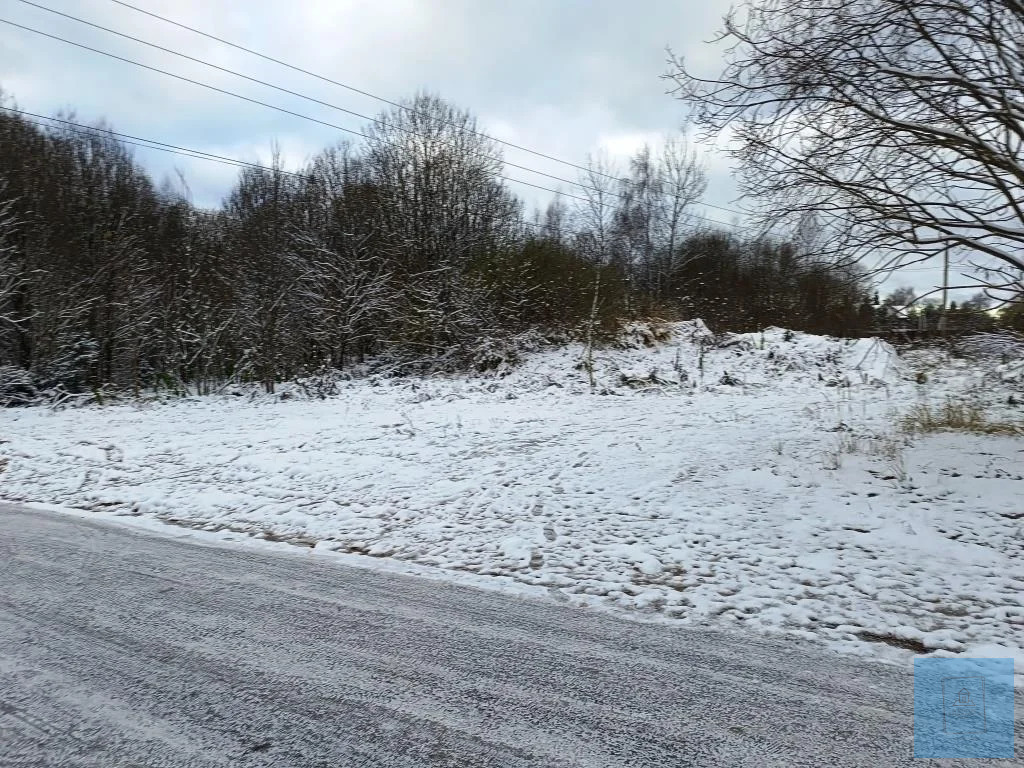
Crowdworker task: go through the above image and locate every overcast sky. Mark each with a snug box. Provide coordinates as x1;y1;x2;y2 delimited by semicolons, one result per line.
0;0;958;299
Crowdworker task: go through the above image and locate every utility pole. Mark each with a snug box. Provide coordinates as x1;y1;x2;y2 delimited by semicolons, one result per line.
939;251;949;334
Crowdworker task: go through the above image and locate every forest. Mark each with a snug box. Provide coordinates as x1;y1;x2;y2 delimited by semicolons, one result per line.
0;92;912;396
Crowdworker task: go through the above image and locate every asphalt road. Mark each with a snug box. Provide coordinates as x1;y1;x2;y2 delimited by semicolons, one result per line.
0;505;1013;767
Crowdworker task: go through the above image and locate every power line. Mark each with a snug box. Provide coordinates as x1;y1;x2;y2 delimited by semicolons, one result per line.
18;0;748;229
2;13;748;233
3;106;308;177
0;107;599;227
6;109;748;242
2;19;372;138
103;0;746;217
0;17;608;208
2;108;593;235
16;0;626;199
3;14;745;230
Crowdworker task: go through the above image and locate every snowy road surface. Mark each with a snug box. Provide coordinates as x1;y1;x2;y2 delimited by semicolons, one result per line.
2;506;1017;767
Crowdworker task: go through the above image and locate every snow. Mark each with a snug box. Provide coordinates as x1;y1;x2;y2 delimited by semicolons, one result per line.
2;323;1022;676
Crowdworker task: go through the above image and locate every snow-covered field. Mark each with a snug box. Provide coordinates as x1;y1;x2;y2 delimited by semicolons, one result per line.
3;323;1023;670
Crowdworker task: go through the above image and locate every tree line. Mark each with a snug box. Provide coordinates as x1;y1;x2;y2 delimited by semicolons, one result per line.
0;92;874;397
871;286;1023;336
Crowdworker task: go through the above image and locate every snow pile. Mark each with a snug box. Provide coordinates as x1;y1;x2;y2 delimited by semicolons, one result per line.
711;328;903;386
485;321;904;395
1;323;1021;674
956;331;1024;360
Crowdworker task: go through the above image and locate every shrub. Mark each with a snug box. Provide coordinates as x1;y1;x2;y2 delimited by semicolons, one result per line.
900;399;1023;436
0;365;37;407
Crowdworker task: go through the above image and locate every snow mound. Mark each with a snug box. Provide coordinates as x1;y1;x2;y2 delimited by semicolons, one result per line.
173;320;904;405
957;331;1024;360
493;321;903;394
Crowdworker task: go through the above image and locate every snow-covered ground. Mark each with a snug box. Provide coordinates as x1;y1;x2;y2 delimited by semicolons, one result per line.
2;323;1023;671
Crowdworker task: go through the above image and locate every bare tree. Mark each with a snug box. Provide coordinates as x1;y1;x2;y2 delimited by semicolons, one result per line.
572;153;621;367
292;229;393;368
667;0;1024;302
613;145;659;297
594;138;708;304
883;286;917;307
539;198;570;243
363;94;522;352
364;93;521;275
225;152;305;392
573;151;620;268
0;185;23;328
657;136;706;248
650;137;708;298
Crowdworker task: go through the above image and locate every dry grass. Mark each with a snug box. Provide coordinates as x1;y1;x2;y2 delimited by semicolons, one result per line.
836;432;908;460
825;431;909;481
900;399;1023;436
